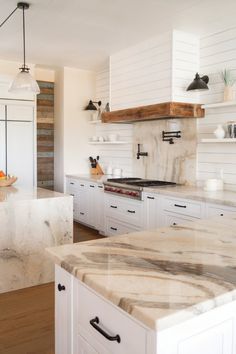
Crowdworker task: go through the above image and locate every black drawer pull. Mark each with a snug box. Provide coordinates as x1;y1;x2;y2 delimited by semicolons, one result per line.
173;222;177;226
58;284;65;291
174;204;186;208
70;182;74;185
98;185;103;189
147;196;155;200
90;185;95;188
110;205;117;209
110;227;117;231
220;213;224;216
80;184;84;187
127;210;135;214
90;317;121;343
70;194;74;196
80;212;85;215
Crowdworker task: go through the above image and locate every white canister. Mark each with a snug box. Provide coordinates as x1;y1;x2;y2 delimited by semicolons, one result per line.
214;125;225;139
204;179;224;191
112;168;122;177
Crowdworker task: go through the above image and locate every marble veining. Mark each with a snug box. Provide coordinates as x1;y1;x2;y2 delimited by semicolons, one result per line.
47;215;236;330
0;187;73;293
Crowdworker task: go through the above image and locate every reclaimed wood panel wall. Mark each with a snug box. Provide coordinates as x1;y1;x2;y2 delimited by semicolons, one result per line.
37;81;54;190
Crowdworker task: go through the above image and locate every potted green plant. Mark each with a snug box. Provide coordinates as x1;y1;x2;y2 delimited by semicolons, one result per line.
221;69;236;101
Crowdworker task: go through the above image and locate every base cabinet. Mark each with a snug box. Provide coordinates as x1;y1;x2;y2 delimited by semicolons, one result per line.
55;265;236;354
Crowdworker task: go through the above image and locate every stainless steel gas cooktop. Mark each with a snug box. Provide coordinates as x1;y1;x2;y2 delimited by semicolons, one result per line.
104;178;176;200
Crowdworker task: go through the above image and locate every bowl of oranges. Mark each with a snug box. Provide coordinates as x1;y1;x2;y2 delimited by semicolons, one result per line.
0;171;17;187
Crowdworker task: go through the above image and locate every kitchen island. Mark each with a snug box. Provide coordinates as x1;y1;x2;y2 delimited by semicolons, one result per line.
0;186;73;293
47;215;236;354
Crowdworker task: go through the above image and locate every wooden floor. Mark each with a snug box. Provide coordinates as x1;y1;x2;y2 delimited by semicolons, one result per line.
0;222;104;354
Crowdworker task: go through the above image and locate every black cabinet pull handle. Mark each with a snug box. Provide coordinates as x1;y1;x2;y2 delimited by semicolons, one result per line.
98;185;103;189
80;184;84;187
173;222;177;226
110;227;117;231
90;317;121;343
90;185;95;188
70;194;74;196
58;284;65;291
110;205;117;209
174;204;186;208
147;196;155;200
220;213;224;216
70;182;74;185
80;212;84;215
127;210;135;214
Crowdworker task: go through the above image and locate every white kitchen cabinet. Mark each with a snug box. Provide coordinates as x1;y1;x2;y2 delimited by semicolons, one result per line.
161;211;198;227
105;216;140;236
7;121;34;186
206;203;236;218
55;265;73;354
55;265;236;354
0;121;6;172
0;100;35;186
143;192;161;229
66;177;104;233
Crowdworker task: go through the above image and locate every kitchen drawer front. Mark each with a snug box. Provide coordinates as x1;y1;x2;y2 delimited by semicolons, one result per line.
105;217;140;236
66;178;80;195
162;197;202;218
206;203;236;218
75;280;147;354
105;195;143;227
162;211;198;227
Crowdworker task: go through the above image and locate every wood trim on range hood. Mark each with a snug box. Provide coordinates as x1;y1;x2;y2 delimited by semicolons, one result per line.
101;102;205;123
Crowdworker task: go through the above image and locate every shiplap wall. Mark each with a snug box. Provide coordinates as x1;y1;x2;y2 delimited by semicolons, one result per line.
198;27;236;191
95;67;134;176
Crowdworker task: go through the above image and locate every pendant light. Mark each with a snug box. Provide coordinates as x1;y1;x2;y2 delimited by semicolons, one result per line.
0;2;40;94
85;100;102;110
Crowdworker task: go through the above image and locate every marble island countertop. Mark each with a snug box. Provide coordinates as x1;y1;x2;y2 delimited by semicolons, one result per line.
66;174;236;208
47;215;236;331
0;186;69;203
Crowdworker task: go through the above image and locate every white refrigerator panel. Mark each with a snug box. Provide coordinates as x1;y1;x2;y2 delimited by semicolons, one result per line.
7;121;34;186
0;121;6;173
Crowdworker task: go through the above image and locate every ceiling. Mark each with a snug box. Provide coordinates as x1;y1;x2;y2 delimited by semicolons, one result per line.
0;0;236;71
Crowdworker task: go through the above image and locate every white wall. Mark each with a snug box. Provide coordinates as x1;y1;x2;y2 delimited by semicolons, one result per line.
197;27;236;191
35;67;55;82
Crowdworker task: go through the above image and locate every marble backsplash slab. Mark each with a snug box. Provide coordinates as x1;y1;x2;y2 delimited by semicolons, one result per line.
133;119;197;185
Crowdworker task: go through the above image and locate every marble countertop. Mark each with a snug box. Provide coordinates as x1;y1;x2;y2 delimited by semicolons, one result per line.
0;186;69;203
47;215;236;331
66;174;236;207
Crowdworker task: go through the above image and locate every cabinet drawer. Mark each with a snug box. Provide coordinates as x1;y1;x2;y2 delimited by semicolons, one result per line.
162;211;198;227
75;281;147;354
162;197;202;218
105;217;140;236
207;204;236;218
66;178;79;194
105;195;143;227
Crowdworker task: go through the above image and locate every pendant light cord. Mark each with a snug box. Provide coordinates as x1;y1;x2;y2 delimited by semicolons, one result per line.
22;6;26;69
0;6;18;28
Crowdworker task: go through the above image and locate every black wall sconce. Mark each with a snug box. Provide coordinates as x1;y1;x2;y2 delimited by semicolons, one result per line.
186;73;209;91
137;144;148;159
85;100;102;110
162;131;181;145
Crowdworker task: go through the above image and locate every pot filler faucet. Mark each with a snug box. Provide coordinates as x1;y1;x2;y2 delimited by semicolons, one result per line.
137;143;148;159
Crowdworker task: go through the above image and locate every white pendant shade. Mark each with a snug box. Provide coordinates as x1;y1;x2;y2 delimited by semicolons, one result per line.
9;70;40;94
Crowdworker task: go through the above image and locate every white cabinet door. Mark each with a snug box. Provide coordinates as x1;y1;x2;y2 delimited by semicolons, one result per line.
88;183;97;228
96;184;105;232
77;334;99;354
161;211;197;227
7;121;34;186
0;121;6;173
7;104;34;122
77;182;89;224
55;265;73;354
144;193;160;230
0;104;5;120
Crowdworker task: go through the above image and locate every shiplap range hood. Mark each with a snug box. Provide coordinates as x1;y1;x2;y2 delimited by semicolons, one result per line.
102;31;205;123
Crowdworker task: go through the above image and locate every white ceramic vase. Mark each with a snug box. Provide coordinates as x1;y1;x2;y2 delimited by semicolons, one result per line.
214;125;225;139
224;86;234;102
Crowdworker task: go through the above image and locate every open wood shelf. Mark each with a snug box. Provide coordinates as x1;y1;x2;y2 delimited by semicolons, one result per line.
202;101;236;109
201;138;236;143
